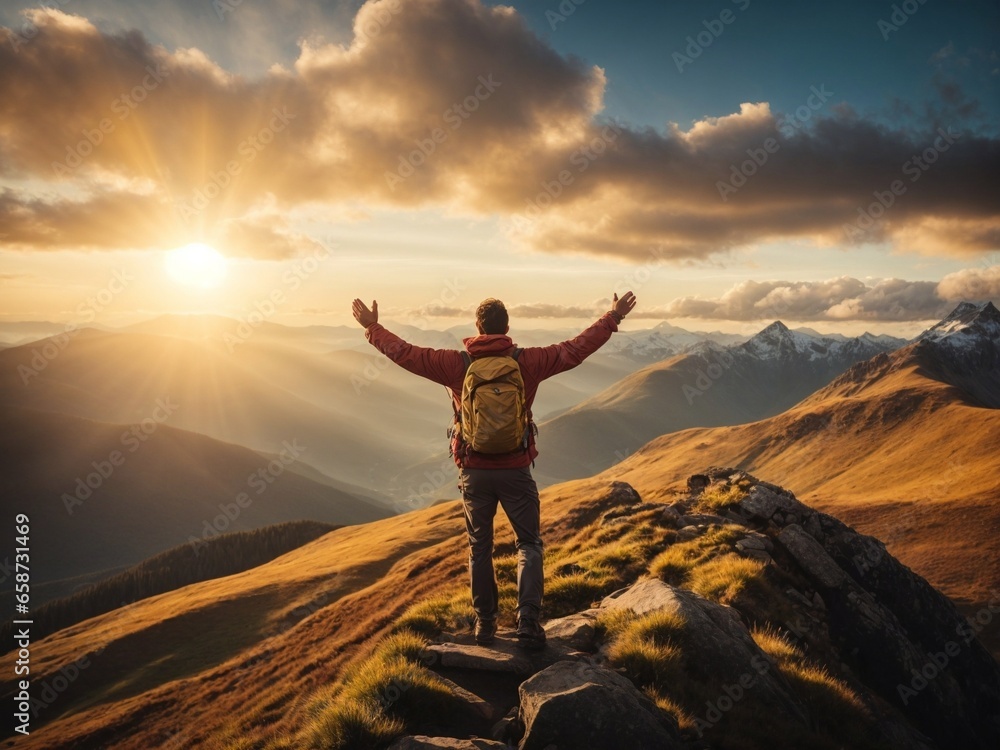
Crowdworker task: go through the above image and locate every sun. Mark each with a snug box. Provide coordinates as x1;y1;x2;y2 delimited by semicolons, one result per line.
164;243;228;289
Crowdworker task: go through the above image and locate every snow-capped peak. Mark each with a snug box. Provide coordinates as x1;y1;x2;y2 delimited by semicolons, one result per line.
742;320;828;359
741;320;903;361
917;301;1000;350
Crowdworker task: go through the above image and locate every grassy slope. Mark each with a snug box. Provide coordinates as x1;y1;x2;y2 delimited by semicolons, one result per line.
0;477;628;748
602;358;1000;613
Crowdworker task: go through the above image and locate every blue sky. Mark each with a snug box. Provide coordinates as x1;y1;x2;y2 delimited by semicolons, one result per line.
518;0;999;133
0;0;998;335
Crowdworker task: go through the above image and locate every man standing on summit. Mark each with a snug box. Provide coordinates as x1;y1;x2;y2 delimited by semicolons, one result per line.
352;292;637;649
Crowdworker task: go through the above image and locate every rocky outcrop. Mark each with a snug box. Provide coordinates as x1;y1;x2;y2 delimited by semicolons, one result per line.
518;661;681;750
601;578;810;730
708;467;1000;749
392;471;1000;750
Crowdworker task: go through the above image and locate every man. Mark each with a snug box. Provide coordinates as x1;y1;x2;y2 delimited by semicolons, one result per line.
352;291;637;649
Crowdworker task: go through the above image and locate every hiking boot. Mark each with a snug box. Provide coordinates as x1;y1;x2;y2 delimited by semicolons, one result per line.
475;617;497;645
515;616;546;651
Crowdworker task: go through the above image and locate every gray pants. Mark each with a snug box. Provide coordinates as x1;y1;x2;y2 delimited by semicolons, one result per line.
459;466;543;621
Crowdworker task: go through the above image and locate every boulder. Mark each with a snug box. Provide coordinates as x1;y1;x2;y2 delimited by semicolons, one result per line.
736;531;772;551
777;525;849;589
421;643;532;675
543;608;600;651
739;483;810;522
518;661;681;750
675;526;702;541
737;547;772;564
660;505;681;525
601;578;809;730
387;737;508;750
430;674;495;721
676;512;736;528
489;706;522;745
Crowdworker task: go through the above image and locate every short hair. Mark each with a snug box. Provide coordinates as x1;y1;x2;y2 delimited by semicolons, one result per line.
476;298;508;334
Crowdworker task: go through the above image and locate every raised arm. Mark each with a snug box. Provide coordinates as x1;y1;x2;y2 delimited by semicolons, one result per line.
352;298;465;388
521;291;637;381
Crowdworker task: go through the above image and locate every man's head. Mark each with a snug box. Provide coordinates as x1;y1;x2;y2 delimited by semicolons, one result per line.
475;298;509;335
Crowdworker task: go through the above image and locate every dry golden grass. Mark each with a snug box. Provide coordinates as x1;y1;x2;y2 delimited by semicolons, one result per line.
392;589;475;636
688;553;765;603
751;626;878;749
697;481;749;510
601;610;689;710
302;628;457;749
646;688;695;734
648;525;746;585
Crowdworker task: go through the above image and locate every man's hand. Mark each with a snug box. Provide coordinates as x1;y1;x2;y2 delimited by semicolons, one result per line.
612;291;637;319
352;298;378;328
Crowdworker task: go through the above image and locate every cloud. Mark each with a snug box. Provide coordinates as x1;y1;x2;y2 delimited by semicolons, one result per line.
1;0;999;262
937;264;1000;301
405;268;1000;323
407;300;611;319
507;302;609;319
663;276;955;322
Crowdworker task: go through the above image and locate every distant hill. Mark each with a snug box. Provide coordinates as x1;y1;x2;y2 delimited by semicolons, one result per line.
534;322;905;484
0;327;447;492
0;405;388;596
0;520;337;649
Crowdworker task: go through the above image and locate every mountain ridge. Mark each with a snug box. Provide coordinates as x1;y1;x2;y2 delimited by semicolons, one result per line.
532;320;905;485
0;404;388;596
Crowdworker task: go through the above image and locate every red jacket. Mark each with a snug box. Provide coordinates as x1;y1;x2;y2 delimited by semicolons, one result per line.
364;313;621;468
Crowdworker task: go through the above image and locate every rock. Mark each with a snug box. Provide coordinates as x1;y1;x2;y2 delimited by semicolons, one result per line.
739;483;810;523
660;505;681;525
601;578;810;731
606;481;642;506
387;737;508;750
735;534;769;551
489;706;522;745
675;526;702;541
785;587;817;608
543;609;599;652
430;674;495;721
737;548;772;564
421;643;532;675
518;661;681;750
776;525;849;589
677;512;736;528
601;577;685;617
688;473;710;492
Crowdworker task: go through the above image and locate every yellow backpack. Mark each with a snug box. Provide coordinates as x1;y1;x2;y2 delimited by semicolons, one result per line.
457;349;528;454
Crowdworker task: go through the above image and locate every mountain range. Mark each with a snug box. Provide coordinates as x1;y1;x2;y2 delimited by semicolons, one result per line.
533;322;907;484
0;405;387;604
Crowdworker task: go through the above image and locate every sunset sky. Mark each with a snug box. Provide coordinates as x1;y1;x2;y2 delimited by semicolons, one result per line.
1;0;998;336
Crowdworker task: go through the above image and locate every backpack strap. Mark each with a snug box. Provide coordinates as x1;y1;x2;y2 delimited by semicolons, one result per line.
460;351;472;369
511;347;522;361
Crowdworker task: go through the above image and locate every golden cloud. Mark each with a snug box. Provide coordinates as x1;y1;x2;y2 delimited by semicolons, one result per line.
1;0;998;261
